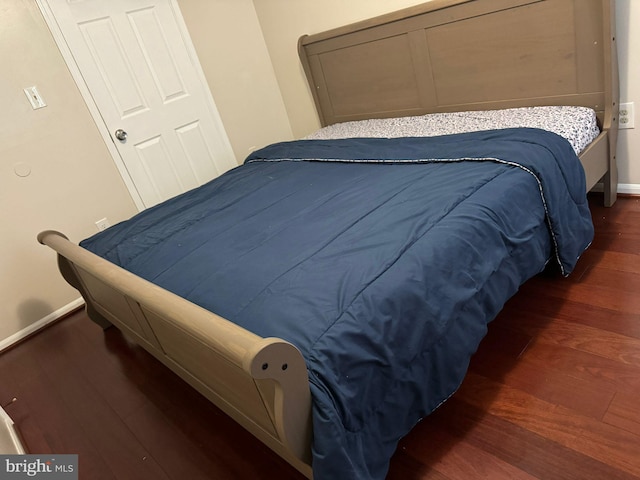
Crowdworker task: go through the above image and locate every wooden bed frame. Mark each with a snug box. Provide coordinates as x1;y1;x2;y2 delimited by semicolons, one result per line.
38;1;618;478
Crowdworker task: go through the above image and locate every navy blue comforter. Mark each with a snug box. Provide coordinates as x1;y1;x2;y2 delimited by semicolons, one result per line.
81;128;593;479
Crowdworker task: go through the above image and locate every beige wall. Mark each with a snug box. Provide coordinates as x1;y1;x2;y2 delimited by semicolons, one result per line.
178;0;293;158
254;0;640;189
252;0;429;139
0;0;138;344
615;0;640;190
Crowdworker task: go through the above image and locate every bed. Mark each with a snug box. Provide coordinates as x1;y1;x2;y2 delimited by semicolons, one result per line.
37;1;618;479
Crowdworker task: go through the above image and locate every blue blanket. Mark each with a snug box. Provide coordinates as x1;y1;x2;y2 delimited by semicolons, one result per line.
81;128;593;479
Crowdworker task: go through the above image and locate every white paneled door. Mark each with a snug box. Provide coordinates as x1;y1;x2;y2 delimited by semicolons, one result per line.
43;0;237;208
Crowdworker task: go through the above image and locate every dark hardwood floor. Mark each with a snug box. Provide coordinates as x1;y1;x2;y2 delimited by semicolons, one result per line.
1;193;639;479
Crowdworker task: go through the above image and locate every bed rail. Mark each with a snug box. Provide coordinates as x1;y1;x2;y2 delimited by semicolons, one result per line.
37;230;313;478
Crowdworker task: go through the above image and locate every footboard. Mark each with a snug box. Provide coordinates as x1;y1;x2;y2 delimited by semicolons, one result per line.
37;230;313;478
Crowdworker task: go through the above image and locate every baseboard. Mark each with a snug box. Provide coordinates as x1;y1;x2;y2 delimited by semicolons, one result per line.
0;298;84;353
590;183;640;196
617;183;640;195
0;406;25;454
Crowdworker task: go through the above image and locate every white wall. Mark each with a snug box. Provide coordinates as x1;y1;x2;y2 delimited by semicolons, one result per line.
254;0;640;188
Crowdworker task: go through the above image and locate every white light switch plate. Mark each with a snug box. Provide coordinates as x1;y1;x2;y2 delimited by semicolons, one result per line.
24;86;47;109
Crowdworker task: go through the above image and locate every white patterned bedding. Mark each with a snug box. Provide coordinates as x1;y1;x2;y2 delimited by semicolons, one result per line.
305;106;600;155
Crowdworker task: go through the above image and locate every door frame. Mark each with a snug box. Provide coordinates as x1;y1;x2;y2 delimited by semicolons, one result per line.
37;0;233;212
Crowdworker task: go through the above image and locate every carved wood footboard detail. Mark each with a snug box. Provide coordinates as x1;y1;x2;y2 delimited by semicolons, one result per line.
37;230;313;478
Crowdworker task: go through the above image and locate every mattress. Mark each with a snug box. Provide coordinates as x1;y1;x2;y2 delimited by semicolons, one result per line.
305;105;600;155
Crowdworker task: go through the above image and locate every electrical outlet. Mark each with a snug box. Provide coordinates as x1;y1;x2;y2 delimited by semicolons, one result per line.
619;102;634;129
95;218;111;231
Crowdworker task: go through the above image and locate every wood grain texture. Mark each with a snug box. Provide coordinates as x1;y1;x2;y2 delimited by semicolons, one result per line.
2;194;639;479
604;392;640;437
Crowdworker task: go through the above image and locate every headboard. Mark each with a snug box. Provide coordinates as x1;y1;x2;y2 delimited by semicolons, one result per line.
298;0;619;204
299;0;617;125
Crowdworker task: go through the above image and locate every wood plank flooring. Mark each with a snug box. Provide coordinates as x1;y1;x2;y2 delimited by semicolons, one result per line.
1;193;639;479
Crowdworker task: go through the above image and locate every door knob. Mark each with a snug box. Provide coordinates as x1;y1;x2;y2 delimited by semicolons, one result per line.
114;129;128;141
